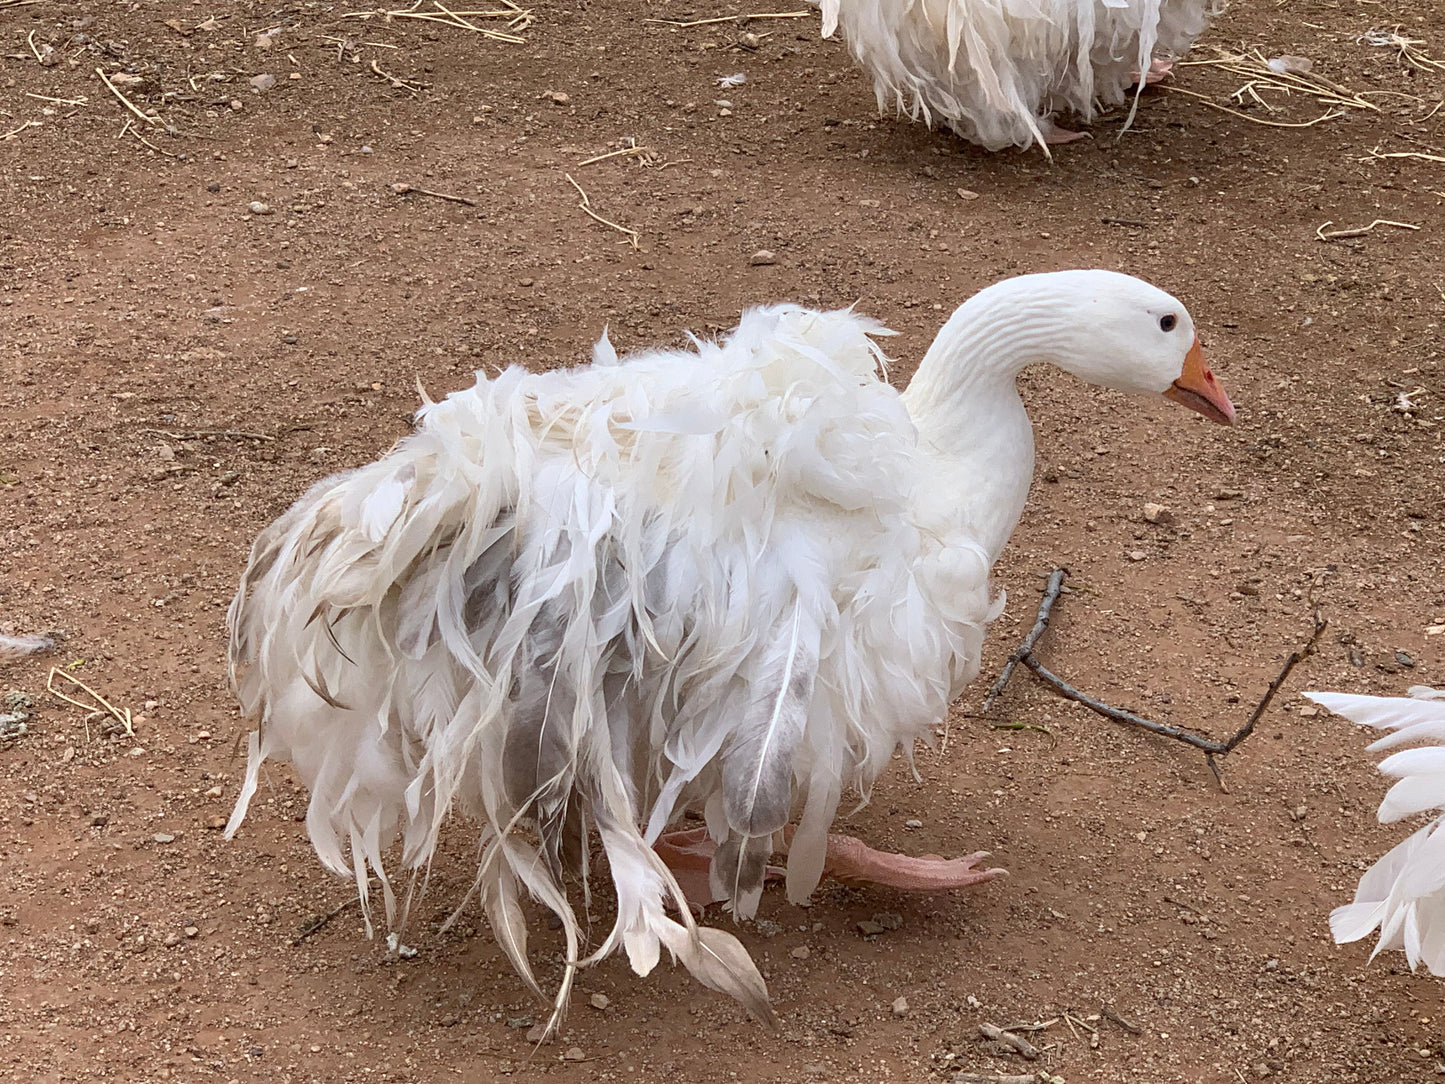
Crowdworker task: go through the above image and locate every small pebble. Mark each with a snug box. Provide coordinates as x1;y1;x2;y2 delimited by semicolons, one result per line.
589;993;609;1010
247;201;272;216
790;946;810;960
749;249;776;266
249;73;276;92
153;832;176;844
562;1047;586;1062
891;996;909;1017
956;188;980;200
1142;502;1172;525
904;818;923;828
183;925;199;938
360;145;374;154
1128;550;1148;562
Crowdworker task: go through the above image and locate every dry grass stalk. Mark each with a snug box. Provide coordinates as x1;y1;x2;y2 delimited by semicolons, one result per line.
96;67;162;125
47;667;135;739
369;57;428;94
645;9;811;27
1363;146;1445;164
1315;218;1420;241
564;172;640;248
343;0;531;42
1361;28;1445;73
25;91;86;105
1;119;42;140
1163;85;1343;128
578;139;657;167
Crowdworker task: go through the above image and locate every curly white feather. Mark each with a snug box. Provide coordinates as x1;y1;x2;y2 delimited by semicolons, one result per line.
818;0;1227;150
1307;687;1445;974
226;303;990;1019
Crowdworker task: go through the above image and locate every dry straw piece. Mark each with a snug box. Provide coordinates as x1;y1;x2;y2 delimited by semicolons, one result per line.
343;0;533;42
1315;218;1421;241
565;173;640;248
47;667;135;739
644;10;811;27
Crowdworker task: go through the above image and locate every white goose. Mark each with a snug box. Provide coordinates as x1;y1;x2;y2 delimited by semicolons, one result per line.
1306;686;1445;974
819;0;1226;150
225;269;1234;1028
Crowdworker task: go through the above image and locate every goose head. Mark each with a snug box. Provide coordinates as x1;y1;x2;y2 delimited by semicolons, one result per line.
1040;269;1235;424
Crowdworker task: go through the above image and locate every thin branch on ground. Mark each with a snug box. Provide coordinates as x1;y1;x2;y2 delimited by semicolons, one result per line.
644;9;811;27
564;172;639;248
1315;218;1420;241
390;182;477;206
984;569;1327;787
96;67;161;125
292;897;360;945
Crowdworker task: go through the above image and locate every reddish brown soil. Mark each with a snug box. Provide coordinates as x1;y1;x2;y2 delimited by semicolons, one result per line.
3;0;1444;1081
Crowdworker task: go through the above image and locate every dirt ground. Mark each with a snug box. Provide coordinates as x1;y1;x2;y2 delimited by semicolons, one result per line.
2;0;1444;1081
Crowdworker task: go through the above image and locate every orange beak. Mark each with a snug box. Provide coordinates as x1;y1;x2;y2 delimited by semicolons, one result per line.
1163;338;1234;425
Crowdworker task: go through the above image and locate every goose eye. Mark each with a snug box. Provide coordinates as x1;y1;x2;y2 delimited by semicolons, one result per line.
1159;314;1178;332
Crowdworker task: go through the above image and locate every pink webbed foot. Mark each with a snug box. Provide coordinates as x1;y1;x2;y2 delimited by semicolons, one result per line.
1041;122;1090;147
1141;57;1174;86
654;825;1005;908
806;832;1006;892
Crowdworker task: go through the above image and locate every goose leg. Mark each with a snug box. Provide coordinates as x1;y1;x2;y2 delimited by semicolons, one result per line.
654;825;1004;905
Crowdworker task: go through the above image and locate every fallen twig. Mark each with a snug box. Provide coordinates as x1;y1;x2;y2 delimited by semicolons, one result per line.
1100;1004;1142;1035
96;67;161;126
644;9;810;26
342;1;530;42
1164;85;1343;128
1315;218;1420;241
369;57;428;94
47;667;134;739
141;427;277;442
985;570;1327;787
1363;147;1445;165
983;569;1065;711
0;120;41;141
578;144;655;167
390;182;477;206
979;1024;1040;1061
25;92;87;105
564;172;639;248
292;896;360;945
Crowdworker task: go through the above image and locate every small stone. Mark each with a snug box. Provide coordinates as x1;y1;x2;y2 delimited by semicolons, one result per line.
562;1047;586;1062
230;99;244;111
1128;550;1148;562
247;201;272;215
360;145;374;154
183;925;199;938
506;1016;535;1029
891;996;909;1017
904;818;923;828
164;932;181;947
249;74;276;92
1142;502;1172;525
956;188;980;200
91;814;109;827
718;107;732;117
856;919;886;937
254;31;277;48
524;1024;550;1044
282;333;298;345
1396;651;1416;668
206;816;227;830
153;832;176;844
749;249;776;266
873;912;903;931
790;946;810;960
589;993;609;1010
